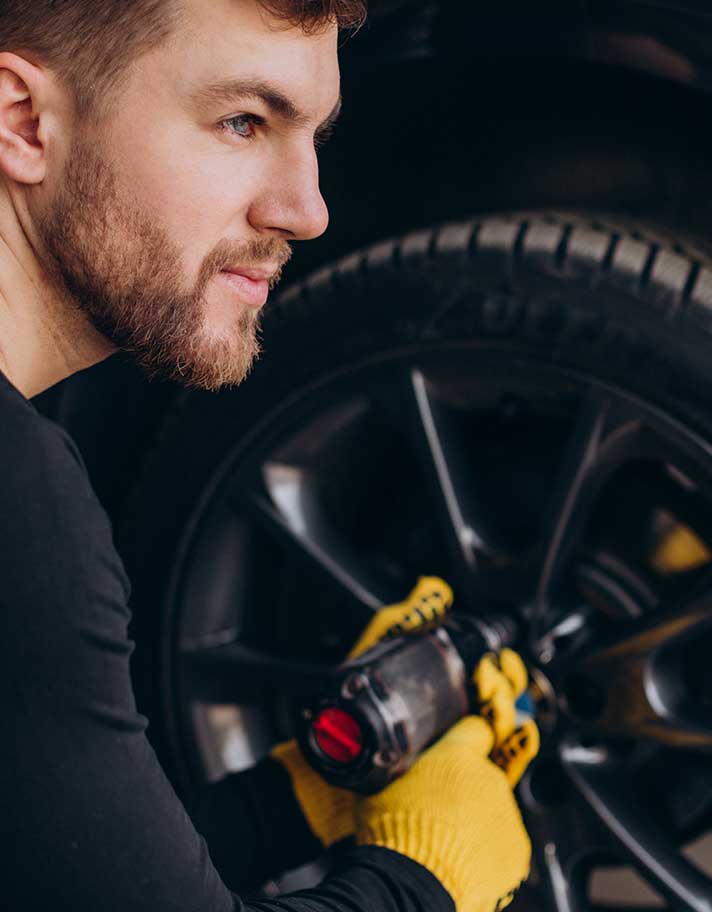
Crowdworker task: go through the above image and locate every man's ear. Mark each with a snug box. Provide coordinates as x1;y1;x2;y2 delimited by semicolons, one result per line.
0;52;50;185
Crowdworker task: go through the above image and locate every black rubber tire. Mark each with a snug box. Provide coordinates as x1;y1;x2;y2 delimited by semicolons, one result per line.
117;209;712;793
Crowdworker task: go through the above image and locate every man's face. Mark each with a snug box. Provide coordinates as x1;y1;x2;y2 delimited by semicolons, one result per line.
39;0;339;389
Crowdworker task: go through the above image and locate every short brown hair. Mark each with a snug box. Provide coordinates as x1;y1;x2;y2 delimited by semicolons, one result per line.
0;0;366;118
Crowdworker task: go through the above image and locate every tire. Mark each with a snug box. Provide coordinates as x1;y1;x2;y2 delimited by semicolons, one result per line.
118;208;712;787
116;208;712;907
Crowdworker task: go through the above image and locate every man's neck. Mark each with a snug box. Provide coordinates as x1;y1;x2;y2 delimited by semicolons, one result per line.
0;186;114;399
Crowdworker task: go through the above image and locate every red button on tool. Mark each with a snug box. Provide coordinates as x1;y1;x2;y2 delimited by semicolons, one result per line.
312;707;364;764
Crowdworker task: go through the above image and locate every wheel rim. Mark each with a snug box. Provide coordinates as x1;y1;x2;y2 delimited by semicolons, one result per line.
166;345;712;910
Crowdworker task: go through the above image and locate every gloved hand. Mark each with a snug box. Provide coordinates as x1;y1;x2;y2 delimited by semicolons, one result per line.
473;648;539;787
355;714;537;912
271;576;454;848
354;637;539;912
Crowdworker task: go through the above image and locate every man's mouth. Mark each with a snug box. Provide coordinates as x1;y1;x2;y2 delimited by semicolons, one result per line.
218;266;278;309
225;265;279;283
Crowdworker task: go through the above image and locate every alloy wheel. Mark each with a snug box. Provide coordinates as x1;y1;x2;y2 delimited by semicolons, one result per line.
165;349;712;910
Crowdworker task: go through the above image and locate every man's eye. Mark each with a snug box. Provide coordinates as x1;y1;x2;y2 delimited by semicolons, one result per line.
221;114;262;140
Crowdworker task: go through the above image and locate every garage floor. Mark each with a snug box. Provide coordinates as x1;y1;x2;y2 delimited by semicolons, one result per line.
588;834;712;906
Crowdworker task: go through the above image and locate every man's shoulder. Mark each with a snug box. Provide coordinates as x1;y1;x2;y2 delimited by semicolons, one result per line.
0;374;132;671
0;371;131;610
0;371;85;491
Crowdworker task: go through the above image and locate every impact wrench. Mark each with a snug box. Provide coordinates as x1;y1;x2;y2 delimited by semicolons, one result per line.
298;612;520;795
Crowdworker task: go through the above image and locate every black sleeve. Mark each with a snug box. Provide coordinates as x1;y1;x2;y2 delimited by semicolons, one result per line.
0;405;454;912
249;848;455;912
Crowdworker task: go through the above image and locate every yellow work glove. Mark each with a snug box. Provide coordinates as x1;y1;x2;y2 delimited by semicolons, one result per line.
355;715;534;912
473;649;540;788
271;576;454;848
355;646;539;912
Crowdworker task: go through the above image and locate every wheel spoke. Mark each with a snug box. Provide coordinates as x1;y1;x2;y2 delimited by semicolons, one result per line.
561;740;712;912
183;640;338;702
233;466;398;615
408;367;498;569
535;392;643;612
520;767;611;912
523;803;590;912
537;841;585;912
563;597;712;749
372;367;510;593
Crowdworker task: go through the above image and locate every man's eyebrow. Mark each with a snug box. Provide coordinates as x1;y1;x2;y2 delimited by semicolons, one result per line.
192;77;342;137
315;95;342;144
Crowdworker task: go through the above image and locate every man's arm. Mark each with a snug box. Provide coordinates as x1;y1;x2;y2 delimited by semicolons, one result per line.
189;577;458;892
0;409;453;912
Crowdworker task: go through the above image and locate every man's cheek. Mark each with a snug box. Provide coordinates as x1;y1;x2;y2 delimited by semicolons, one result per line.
154;169;249;257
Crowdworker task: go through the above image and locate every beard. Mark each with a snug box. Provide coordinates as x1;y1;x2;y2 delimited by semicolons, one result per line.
38;140;291;390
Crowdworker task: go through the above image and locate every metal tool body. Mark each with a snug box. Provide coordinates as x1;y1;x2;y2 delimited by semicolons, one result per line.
298;614;515;794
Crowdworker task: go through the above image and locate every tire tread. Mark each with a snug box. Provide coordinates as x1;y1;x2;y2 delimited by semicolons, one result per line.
277;211;712;329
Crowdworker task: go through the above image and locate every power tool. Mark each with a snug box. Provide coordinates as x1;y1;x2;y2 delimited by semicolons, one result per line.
298;612;517;795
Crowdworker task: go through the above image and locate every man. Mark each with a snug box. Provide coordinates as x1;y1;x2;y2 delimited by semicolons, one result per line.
0;1;537;909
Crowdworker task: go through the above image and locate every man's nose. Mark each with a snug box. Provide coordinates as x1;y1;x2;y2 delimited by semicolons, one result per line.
248;145;329;241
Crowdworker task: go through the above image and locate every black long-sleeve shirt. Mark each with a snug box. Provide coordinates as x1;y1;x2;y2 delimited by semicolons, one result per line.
0;368;454;912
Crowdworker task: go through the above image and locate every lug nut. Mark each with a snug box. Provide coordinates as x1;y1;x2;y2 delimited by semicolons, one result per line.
342;673;368;699
373;749;396;768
